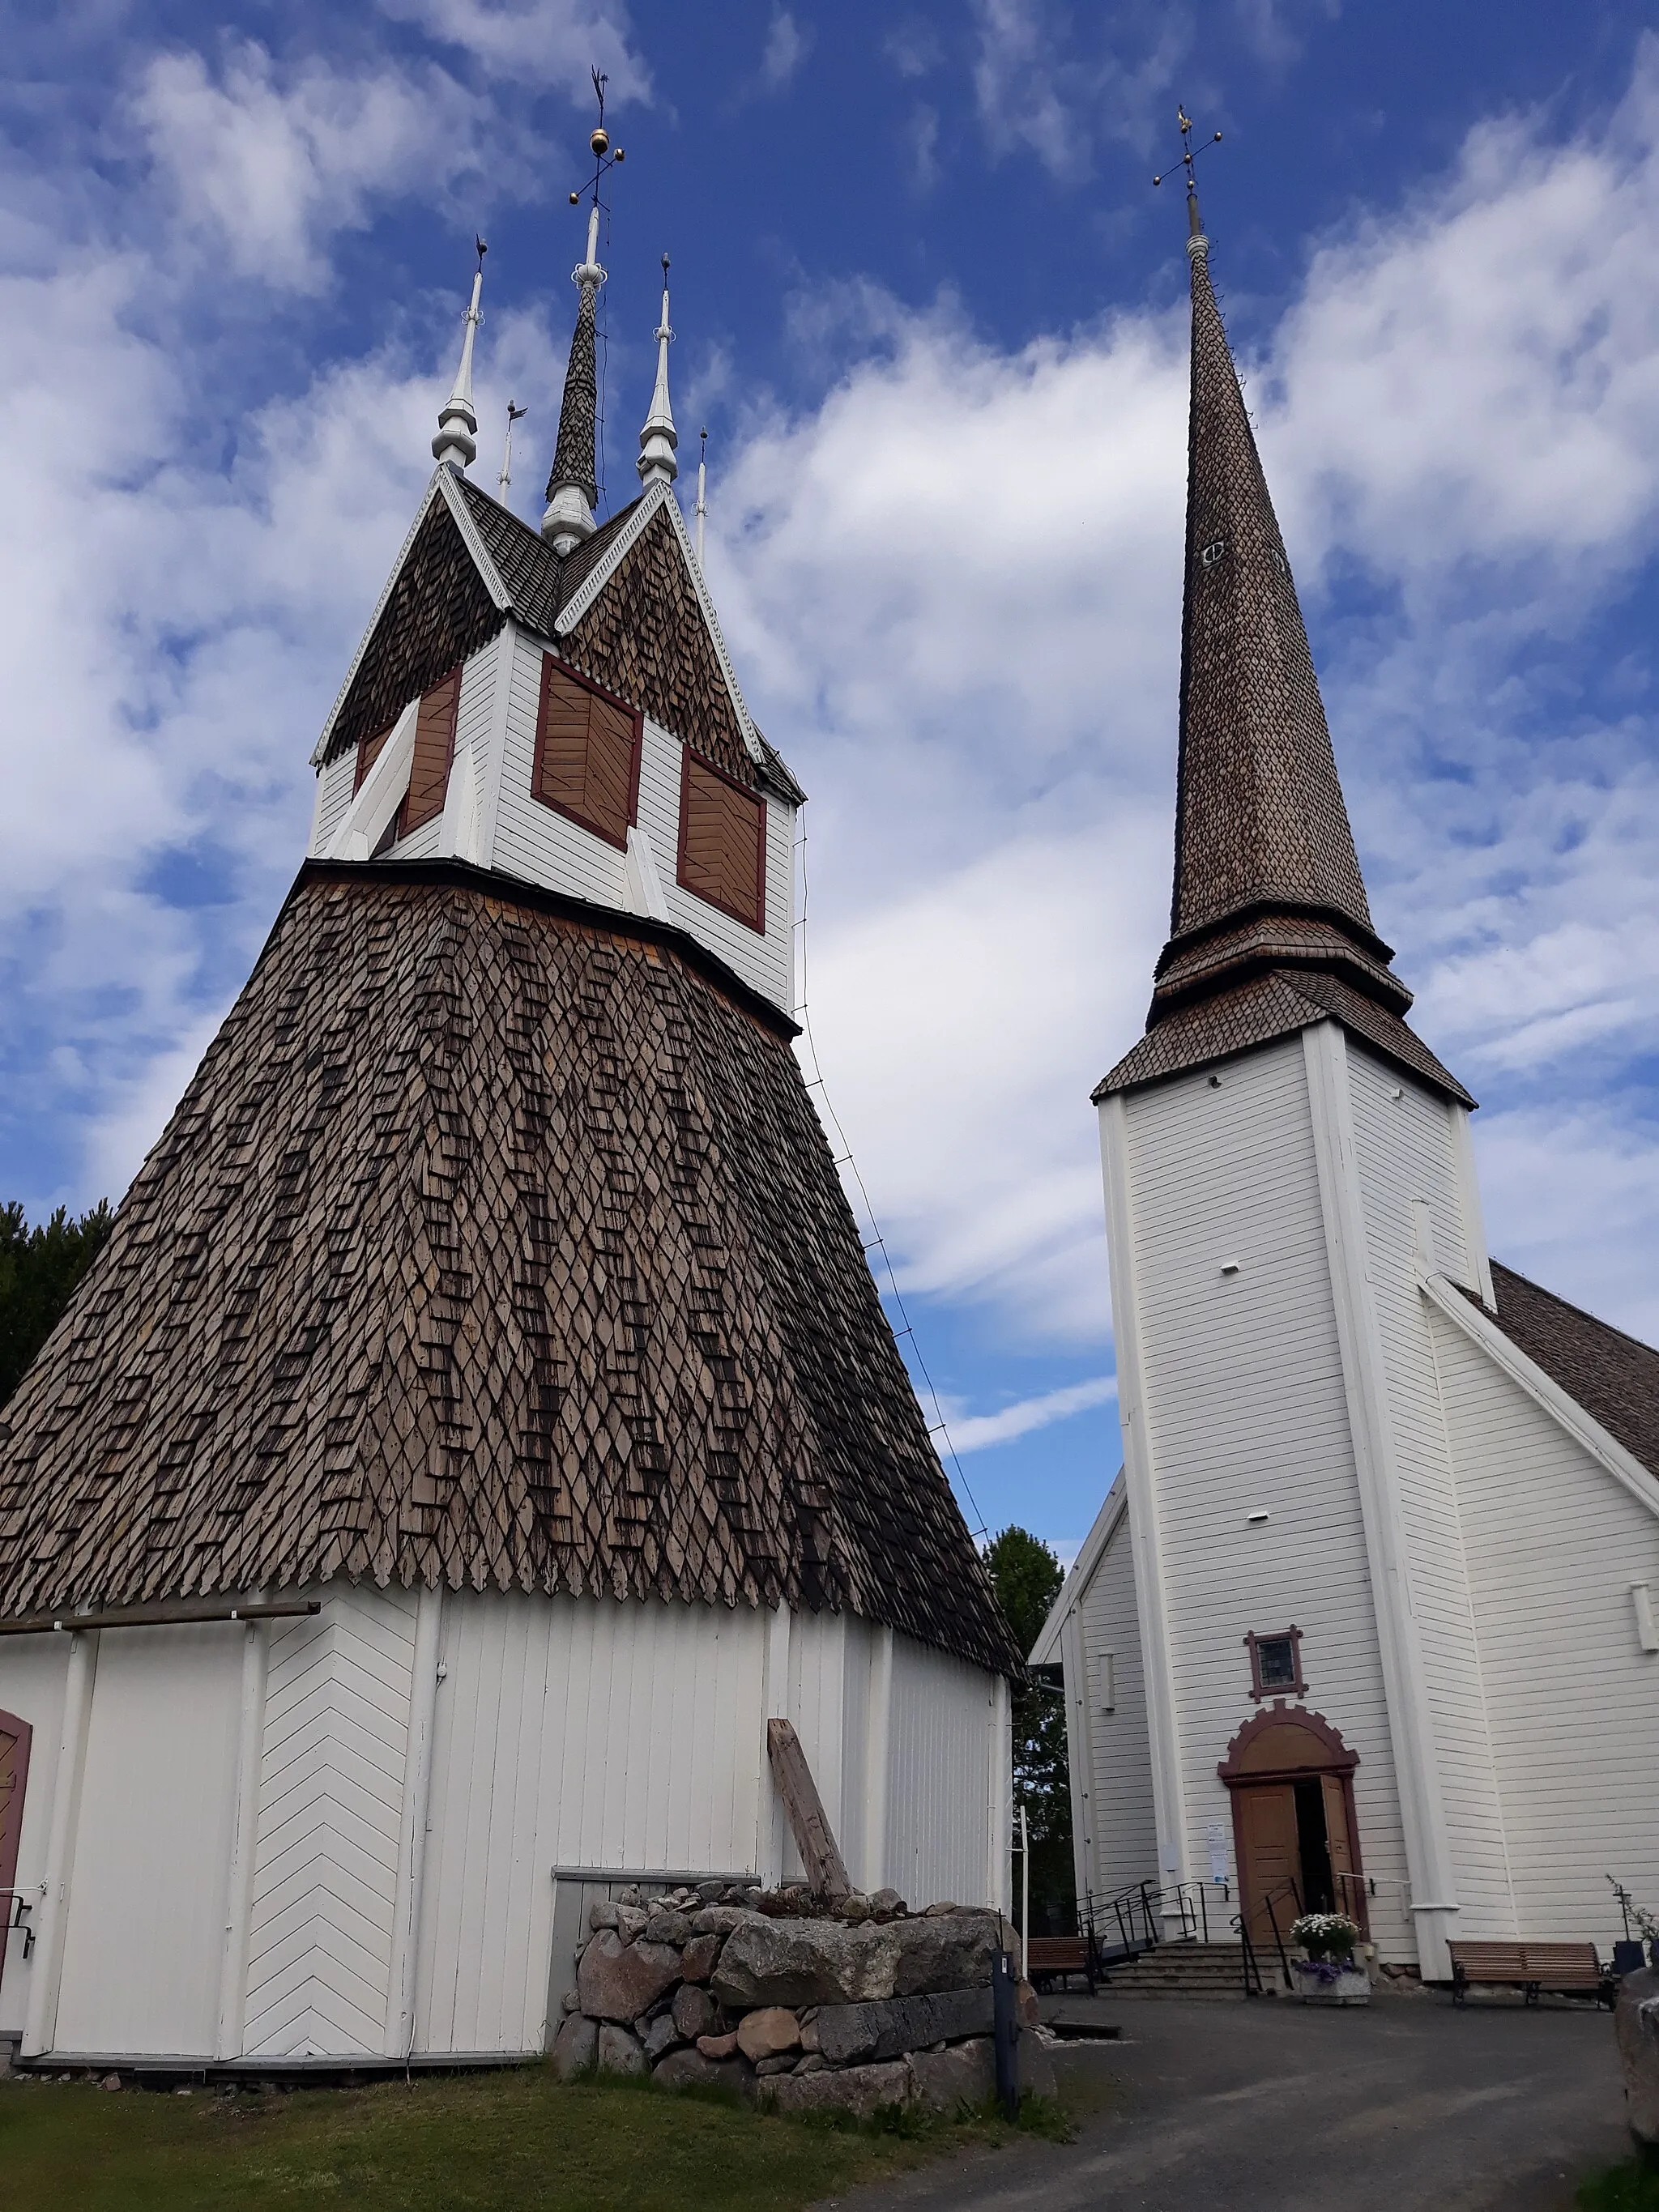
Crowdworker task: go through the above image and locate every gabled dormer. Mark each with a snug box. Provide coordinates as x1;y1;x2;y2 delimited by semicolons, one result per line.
305;257;802;1017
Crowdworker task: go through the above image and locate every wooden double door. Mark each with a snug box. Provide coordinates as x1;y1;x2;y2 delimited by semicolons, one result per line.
1220;1707;1366;1951
1235;1772;1361;1949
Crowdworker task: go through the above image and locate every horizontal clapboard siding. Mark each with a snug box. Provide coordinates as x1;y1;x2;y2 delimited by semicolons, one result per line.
311;748;359;855
242;1586;418;2057
885;1634;997;1912
1347;1045;1516;1932
493;631;629;906
1121;1038;1414;1957
1430;1306;1659;1946
380;646;495;867
1074;1497;1158;1899
638;721;792;1012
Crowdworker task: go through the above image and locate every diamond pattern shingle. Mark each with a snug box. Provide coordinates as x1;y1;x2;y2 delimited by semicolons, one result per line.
0;865;1017;1676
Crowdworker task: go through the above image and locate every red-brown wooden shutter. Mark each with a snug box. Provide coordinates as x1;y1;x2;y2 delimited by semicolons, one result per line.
531;658;642;850
399;667;462;836
677;752;766;932
354;723;394;792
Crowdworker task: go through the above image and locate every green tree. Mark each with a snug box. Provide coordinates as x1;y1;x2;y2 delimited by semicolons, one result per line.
985;1524;1076;1934
0;1200;113;1408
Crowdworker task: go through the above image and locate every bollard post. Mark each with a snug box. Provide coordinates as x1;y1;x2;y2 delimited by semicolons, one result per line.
991;1947;1020;2121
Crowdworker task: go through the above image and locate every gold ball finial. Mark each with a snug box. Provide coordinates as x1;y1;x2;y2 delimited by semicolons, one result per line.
591;126;609;157
569;190;580;205
613;147;625;162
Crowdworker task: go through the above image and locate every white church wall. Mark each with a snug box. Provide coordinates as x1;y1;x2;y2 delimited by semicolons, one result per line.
53;1623;244;2056
413;1591;768;2056
1346;1046;1517;1937
1427;1305;1659;1946
885;1633;1000;1911
0;1635;70;2039
785;1606;851;1884
1115;1038;1415;1958
1072;1490;1158;1906
241;1586;420;2059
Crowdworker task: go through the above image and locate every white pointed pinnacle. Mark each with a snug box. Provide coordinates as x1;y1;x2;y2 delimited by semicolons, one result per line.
637;253;677;487
433;249;485;471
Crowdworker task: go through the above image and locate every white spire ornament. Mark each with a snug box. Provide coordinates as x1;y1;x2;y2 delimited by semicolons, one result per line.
637;254;678;487
432;238;487;471
695;426;708;564
498;400;527;499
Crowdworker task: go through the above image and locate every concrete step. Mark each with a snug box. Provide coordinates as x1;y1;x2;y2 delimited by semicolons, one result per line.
1102;1942;1276;2000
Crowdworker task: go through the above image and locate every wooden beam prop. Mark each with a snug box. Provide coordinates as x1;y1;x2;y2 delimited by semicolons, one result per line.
766;1717;851;1898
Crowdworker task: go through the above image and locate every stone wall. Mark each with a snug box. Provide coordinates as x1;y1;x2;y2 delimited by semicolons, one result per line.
550;1882;1053;2114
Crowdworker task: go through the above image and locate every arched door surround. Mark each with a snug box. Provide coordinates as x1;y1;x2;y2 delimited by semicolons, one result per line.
1218;1703;1367;1949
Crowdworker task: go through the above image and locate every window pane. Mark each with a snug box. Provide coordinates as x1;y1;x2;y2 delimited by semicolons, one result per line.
1257;1636;1297;1686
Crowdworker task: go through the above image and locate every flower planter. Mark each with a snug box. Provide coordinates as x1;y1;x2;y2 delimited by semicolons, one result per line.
1289;1958;1371;2005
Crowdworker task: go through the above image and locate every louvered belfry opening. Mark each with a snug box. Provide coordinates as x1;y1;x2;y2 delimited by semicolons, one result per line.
531;655;642;850
678;752;765;932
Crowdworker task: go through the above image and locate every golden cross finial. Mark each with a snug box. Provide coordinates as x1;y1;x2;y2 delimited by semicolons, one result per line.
1154;107;1223;235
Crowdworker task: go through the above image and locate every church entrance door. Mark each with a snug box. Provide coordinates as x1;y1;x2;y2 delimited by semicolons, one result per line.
1218;1707;1366;1955
0;1707;31;1997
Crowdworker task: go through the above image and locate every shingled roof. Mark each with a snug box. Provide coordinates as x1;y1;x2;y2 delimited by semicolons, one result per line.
1097;232;1469;1108
1470;1261;1659;1481
0;865;1018;1676
317;473;801;801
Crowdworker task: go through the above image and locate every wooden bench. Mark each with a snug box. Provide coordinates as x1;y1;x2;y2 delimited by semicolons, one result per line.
1026;1937;1095;1993
1448;1940;1614;2009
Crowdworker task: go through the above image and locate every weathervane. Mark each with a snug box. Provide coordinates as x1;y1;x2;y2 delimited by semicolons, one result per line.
567;66;625;212
1153;107;1223;235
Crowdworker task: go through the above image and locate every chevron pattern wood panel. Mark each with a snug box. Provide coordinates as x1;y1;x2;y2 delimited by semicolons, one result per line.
242;1586;417;2056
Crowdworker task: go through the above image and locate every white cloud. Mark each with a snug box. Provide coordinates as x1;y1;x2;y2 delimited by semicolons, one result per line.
970;0;1192;177
760;9;812;92
377;0;648;97
946;1375;1117;1455
132;45;491;290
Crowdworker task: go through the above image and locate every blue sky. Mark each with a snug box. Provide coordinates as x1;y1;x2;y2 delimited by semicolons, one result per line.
5;0;1659;1558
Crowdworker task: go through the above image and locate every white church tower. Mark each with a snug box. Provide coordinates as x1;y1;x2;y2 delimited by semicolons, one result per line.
1036;174;1659;1981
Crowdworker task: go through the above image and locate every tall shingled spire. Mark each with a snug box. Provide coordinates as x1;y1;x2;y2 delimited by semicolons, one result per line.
544;82;625;554
1096;122;1472;1107
543;198;603;552
432;241;486;472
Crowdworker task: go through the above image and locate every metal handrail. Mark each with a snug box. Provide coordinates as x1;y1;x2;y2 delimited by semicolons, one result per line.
1232;1913;1265;1997
1258;1877;1302;1985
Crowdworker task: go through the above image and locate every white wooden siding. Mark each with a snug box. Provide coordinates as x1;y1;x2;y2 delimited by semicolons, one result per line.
1074;1496;1158;1903
636;720;793;1011
413;1592;768;2056
380;642;497;869
885;1634;998;1910
53;1624;244;2055
786;1608;849;1883
1428;1304;1659;1945
1346;1046;1516;1933
1119;1040;1414;1958
0;1635;70;2037
310;748;359;856
491;629;631;907
241;1586;419;2057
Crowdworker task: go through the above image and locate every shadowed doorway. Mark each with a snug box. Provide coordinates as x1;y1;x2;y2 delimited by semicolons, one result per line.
1218;1707;1365;1954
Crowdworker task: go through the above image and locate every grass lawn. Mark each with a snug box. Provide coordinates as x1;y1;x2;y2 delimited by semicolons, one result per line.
1580;2153;1659;2210
0;2063;1067;2212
